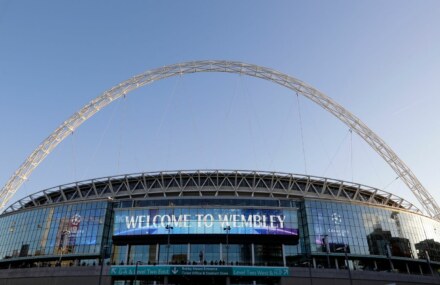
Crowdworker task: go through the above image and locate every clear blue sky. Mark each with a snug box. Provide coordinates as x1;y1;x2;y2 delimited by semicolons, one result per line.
0;1;440;212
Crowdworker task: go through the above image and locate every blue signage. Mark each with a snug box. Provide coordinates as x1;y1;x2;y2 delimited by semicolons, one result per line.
110;265;290;277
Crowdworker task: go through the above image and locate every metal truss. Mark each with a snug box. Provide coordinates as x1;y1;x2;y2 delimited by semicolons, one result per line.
3;170;421;215
1;60;438;219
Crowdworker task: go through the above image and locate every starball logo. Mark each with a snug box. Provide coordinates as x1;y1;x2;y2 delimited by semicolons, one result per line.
331;213;342;225
70;214;82;226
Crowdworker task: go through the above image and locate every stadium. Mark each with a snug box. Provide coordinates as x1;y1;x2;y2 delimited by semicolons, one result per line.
0;61;439;285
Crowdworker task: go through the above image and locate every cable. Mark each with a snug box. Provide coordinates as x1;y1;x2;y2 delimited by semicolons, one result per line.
181;75;205;169
215;74;241;168
241;76;269;162
248;119;260;170
225;75;240;119
81;99;121;180
296;93;308;174
358;131;383;186
323;129;351;177
117;95;128;174
240;77;260;170
159;75;181;170
269;97;295;170
70;131;77;181
350;129;353;182
308;103;332;169
383;176;400;190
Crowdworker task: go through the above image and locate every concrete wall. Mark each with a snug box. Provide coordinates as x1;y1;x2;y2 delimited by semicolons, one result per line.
281;268;440;285
0;266;112;285
0;266;438;285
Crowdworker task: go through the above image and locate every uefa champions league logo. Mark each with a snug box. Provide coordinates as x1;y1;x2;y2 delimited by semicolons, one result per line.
331;213;342;225
327;212;349;237
70;214;81;226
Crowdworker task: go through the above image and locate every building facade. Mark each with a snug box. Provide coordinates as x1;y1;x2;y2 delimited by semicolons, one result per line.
0;170;439;285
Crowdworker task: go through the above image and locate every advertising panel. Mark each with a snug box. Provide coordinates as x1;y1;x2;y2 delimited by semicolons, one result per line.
113;208;298;236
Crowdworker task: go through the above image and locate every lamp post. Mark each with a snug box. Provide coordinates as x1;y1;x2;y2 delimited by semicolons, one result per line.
306;253;313;285
98;244;109;285
134;260;142;285
58;230;71;265
425;250;434;276
343;245;353;285
384;242;394;271
336;245;352;285
323;235;330;268
223;226;231;264
165;225;173;264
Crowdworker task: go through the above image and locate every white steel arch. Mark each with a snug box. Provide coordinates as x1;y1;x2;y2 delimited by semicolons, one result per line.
1;60;439;219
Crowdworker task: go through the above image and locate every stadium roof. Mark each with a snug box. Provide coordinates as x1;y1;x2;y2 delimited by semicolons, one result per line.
3;170;422;215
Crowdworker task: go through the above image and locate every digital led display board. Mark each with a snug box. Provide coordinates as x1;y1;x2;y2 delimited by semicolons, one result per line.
113;208;298;236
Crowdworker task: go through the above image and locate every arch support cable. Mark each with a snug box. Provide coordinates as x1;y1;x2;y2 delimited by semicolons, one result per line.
1;60;439;219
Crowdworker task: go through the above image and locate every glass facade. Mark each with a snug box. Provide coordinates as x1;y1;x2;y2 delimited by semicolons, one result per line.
0;201;109;261
127;244;157;265
222;244;252;265
113;243;254;265
303;199;440;261
0;196;439;271
191;244;219;264
254;244;283;266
